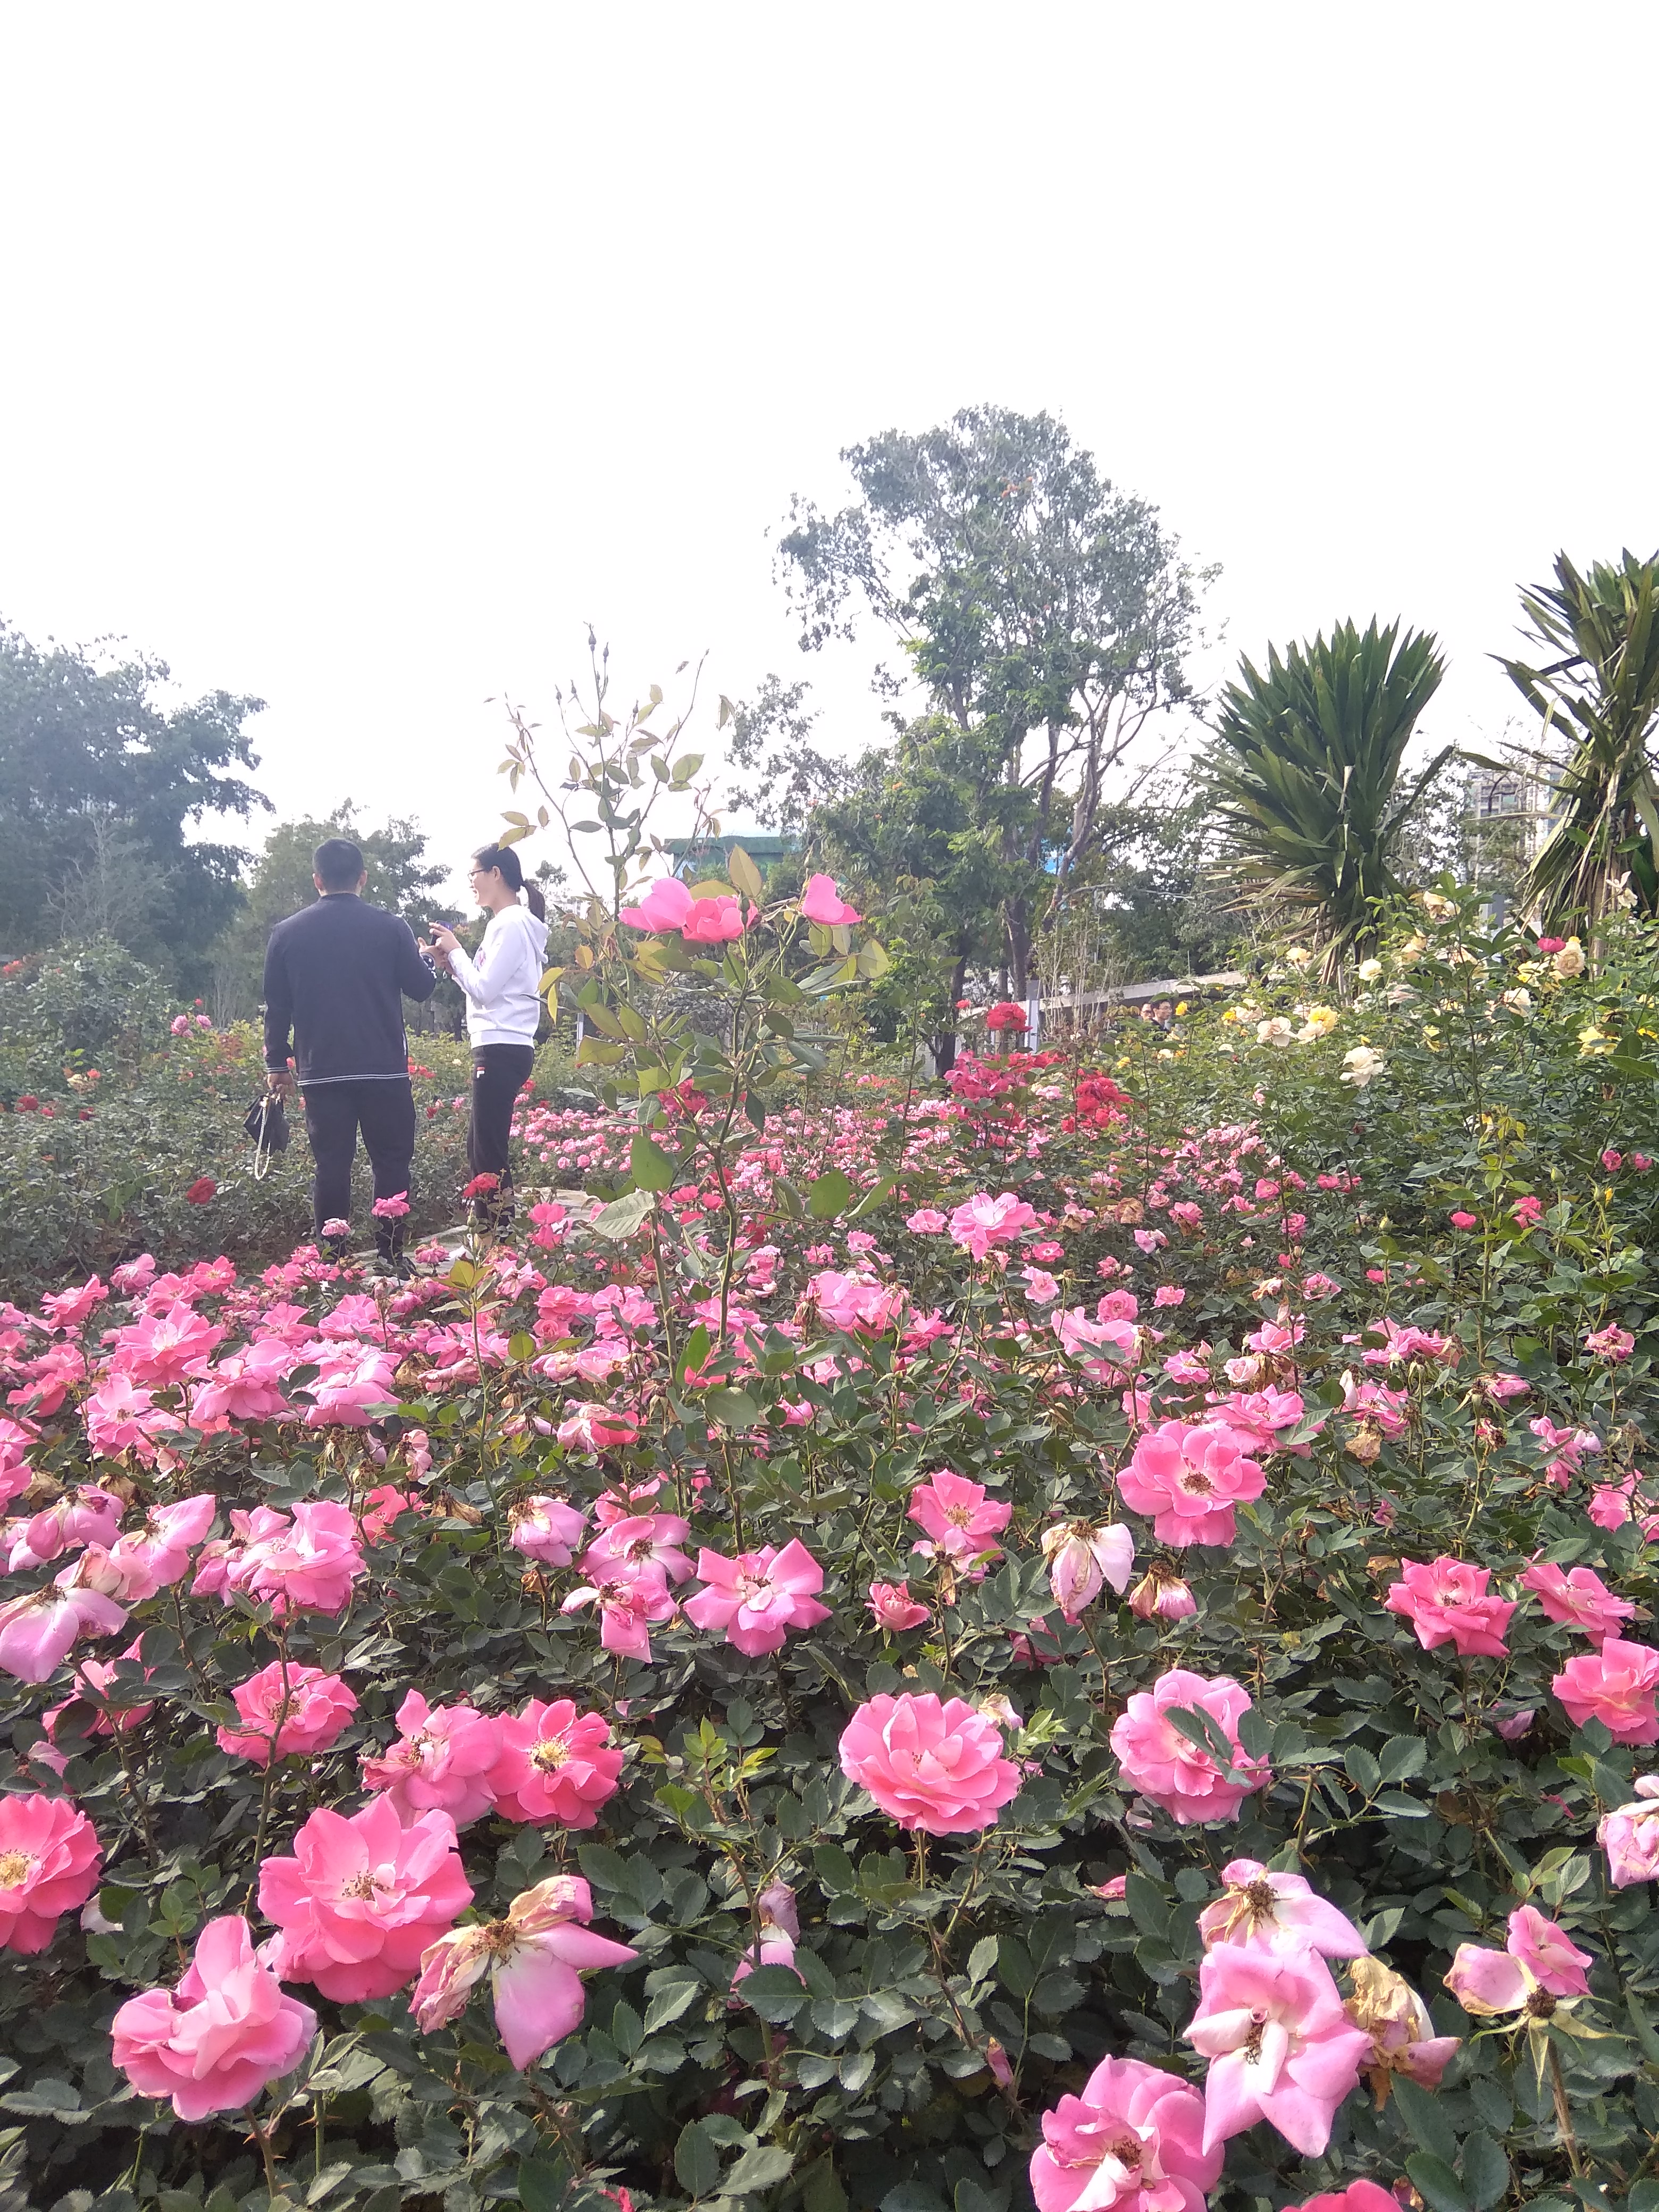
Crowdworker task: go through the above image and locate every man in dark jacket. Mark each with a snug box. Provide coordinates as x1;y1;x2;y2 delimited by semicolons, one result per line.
264;837;438;1263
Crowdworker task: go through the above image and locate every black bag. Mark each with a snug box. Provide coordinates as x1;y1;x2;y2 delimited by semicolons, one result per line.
242;1094;290;1153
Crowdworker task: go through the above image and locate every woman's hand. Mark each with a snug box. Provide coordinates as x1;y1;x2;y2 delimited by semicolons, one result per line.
430;926;459;958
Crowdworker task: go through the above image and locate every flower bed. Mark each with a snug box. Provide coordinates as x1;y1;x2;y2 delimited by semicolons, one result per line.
2;894;1659;2209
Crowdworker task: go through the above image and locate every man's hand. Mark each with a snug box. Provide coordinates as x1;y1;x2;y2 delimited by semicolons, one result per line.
267;1067;297;1102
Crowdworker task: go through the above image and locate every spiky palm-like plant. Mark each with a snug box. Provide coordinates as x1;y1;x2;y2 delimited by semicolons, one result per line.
1503;549;1659;933
1205;618;1449;979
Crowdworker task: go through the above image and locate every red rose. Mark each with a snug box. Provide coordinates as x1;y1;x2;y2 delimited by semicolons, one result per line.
186;1177;217;1205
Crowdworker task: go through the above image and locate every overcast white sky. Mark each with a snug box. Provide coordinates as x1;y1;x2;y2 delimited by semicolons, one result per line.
2;5;1654;900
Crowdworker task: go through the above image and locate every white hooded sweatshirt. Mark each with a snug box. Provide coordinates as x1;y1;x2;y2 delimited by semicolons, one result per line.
445;903;549;1047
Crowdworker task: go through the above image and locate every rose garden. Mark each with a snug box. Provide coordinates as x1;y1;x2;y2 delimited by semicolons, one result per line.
5;854;1659;2212
7;458;1659;2212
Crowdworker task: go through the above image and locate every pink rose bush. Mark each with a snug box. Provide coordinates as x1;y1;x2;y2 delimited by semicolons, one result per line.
1110;1670;1270;1824
839;1691;1023;1835
12;916;1659;2193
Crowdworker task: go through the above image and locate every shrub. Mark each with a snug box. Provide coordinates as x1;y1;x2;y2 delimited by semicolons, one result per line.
3;887;1659;2210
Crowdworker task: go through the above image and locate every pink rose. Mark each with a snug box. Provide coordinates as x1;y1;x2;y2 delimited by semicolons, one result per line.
619;877;696;932
1127;1566;1197;1622
1445;1905;1593;2015
509;1496;589;1567
839;1691;1023;1836
560;1559;676;1662
1598;1775;1659;1886
216;1662;358;1766
906;1209;949;1234
360;1690;504;1827
1285;2185;1398;2212
684;1540;831;1657
0;1794;102;1953
413;1874;636;2068
948;1191;1038;1261
259;1796;472;2001
1520;1558;1635;1644
1197;1858;1368;1958
200;1501;367;1616
488;1698;624;1827
1040;1520;1135;1620
557;1402;640;1453
1109;1668;1270;1825
1507;1903;1592;1994
867;1581;930;1631
1116;1420;1266;1549
111;1915;316;2120
800;873;861;926
1029;2053;1220;2212
1383;1556;1515;1657
1553;1636;1659;1743
907;1471;1011;1570
0;1573;128;1683
1184;1942;1370;2156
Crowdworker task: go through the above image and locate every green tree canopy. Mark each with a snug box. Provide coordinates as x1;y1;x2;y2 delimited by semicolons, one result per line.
773;405;1209;998
0;617;267;988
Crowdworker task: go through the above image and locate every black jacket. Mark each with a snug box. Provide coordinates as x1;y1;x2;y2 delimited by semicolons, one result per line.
263;895;438;1085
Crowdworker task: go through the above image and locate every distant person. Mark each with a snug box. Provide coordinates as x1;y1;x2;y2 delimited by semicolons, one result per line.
263;836;438;1267
428;842;548;1226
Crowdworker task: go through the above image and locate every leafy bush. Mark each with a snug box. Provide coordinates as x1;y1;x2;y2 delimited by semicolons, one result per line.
5;887;1659;2212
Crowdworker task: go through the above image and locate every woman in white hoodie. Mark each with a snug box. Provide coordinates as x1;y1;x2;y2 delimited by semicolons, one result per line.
429;842;549;1220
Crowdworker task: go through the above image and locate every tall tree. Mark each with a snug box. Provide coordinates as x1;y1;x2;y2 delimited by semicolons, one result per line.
1502;548;1659;932
1203;619;1448;979
0;618;267;986
774;406;1208;994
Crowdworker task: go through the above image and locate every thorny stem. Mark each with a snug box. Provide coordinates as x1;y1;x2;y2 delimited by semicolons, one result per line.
1548;2039;1584;2176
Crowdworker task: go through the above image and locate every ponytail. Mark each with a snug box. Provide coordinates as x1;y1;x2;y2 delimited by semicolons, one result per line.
472;841;546;921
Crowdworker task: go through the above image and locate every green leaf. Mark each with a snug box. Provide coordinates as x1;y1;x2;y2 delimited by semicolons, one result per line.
705;1387;758;1429
591;1188;654;1240
808;1168;853;1219
517;2154;569;2212
1459;2131;1509;2211
674;2120;722;2201
803;2159;850;2212
1395;2074;1460;2164
1405;2154;1470;2212
726;2146;796;2192
1381;1734;1429;1782
967;1935;1000;1983
726;844;765;902
996;1933;1035;1998
1344;1744;1381;1796
630;1132;674;1191
736;1964;807;2023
